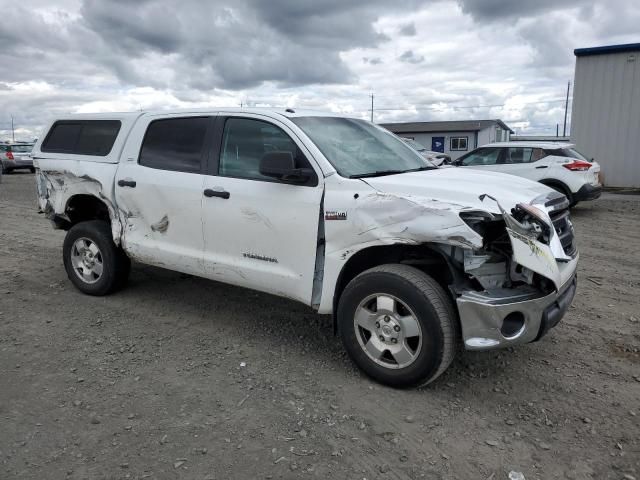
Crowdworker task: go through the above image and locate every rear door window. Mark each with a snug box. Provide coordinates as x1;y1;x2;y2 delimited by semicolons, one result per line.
139;117;209;173
532;148;547;161
42;120;121;156
503;147;533;164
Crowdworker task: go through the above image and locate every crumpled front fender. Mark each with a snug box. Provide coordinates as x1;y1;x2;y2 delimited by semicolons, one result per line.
482;193;575;291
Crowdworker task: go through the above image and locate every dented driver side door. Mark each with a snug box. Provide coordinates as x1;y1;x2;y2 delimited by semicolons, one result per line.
114;114;215;276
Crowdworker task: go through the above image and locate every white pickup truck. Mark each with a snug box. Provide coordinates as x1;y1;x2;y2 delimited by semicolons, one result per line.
33;109;578;387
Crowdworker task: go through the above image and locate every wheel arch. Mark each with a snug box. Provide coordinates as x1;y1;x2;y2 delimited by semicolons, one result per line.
539;178;572;199
49;193;123;246
331;243;456;332
62;194;111;227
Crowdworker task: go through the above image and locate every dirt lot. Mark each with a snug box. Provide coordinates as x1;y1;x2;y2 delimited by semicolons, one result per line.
1;172;638;480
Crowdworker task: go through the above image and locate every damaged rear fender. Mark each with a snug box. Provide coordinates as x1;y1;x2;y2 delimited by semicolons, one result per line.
36;164;123;245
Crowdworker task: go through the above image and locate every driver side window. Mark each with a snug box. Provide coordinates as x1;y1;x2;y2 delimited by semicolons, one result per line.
219;118;310;182
460;147;502;166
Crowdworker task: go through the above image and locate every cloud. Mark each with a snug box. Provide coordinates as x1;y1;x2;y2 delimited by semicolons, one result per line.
398;50;425;64
456;0;586;21
399;22;416;36
0;0;639;140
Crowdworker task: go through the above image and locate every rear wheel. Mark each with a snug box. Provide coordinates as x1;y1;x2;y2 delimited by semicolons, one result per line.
63;220;130;295
338;264;457;388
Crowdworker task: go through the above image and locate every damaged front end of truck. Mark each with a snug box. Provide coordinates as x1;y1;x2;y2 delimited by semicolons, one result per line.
447;191;578;350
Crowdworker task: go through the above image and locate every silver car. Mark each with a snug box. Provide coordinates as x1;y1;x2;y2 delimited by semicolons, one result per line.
1;143;35;174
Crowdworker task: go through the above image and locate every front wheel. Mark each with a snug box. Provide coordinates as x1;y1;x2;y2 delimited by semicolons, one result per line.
338;264;458;388
63;220;130;295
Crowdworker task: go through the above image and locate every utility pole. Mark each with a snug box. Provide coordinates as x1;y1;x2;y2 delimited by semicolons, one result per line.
562;81;570;137
370;93;374;123
556;124;559;137
11;115;15;142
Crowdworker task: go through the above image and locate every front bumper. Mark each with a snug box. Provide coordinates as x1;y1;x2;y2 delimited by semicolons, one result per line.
456;262;578;350
574;183;602;202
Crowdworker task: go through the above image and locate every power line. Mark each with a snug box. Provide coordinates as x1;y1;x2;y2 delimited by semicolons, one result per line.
368;98;567;113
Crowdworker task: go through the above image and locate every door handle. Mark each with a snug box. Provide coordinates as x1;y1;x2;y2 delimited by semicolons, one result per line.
204;188;230;199
117;179;137;188
535;165;549;169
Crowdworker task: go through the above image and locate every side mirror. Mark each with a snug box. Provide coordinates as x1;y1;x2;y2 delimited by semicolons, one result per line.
259;151;313;184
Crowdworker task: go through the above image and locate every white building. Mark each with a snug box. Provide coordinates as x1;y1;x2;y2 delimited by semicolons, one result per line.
380;120;513;160
571;43;640;188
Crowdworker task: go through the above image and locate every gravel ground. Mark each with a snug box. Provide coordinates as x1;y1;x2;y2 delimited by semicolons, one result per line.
1;172;639;480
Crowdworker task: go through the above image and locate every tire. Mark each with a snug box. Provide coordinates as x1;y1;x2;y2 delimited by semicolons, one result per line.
29;167;35;173
338;264;458;388
63;220;130;295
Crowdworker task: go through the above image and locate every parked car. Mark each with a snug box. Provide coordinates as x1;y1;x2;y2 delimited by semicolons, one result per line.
452;142;601;206
33;110;578;388
400;137;451;166
1;143;35;173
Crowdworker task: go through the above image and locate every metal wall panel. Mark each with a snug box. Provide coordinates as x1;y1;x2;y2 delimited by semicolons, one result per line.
570;50;640;188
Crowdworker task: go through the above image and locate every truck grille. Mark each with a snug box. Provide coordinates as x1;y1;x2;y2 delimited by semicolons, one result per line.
549;208;576;256
543;192;576;257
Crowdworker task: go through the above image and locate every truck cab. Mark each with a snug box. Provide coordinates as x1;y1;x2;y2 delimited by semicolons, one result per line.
33;109;578;388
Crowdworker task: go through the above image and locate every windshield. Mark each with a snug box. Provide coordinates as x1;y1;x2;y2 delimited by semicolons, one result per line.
402;138;427;152
10;144;33;153
292;117;434;178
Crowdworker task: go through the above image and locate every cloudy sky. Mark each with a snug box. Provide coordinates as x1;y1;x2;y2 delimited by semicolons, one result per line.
1;0;638;140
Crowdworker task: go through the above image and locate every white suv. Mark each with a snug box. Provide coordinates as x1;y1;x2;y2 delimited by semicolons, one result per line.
453;142;602;206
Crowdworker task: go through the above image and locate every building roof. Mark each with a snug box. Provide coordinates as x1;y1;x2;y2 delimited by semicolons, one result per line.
380;119;514;134
574;43;640;57
485;141;575;149
510;135;570;142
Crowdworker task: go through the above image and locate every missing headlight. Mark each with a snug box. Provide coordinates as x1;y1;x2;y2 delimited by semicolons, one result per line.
510;203;552;244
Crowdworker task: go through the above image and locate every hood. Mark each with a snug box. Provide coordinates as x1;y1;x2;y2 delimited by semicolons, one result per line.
361;168;553;214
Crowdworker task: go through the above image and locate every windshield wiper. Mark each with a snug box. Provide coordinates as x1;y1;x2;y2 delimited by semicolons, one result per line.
349;166;436;179
349;169;405;179
404;166;438;172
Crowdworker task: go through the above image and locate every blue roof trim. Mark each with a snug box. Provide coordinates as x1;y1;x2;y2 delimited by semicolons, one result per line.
574;43;640;57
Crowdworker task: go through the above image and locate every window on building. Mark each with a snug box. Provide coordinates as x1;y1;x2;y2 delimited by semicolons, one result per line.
219;117;313;182
139;117;209;173
42;120;121;156
450;136;468;151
